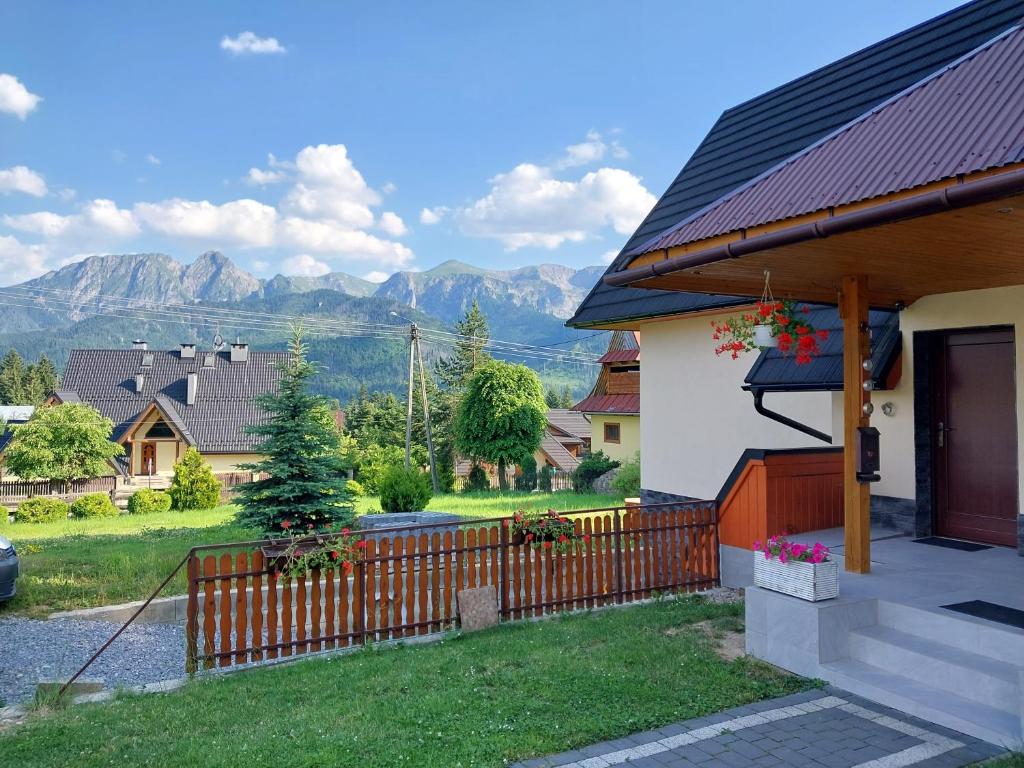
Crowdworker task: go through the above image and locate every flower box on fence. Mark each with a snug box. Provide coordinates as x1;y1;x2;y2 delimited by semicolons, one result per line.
753;535;838;602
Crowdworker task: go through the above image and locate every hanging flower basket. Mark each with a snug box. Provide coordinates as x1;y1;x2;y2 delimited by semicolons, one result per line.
712;300;829;364
753;535;838;601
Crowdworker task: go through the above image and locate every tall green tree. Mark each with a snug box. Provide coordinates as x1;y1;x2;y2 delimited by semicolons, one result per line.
435;300;491;389
455;360;547;491
559;385;575;409
0;349;26;405
236;327;354;535
3;402;124;482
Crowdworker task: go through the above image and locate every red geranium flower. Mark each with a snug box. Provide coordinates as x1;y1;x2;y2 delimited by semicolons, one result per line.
525;533;534;542
280;520;291;530
330;550;339;560
543;541;553;550
356;540;367;549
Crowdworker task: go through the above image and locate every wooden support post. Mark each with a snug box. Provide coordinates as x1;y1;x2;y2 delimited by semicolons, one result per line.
404;324;415;468
840;275;872;573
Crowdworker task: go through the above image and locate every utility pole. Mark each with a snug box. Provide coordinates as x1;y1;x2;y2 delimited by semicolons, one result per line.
414;326;440;493
404;324;415;468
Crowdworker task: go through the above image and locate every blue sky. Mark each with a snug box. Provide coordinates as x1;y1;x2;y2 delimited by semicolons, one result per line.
0;0;963;285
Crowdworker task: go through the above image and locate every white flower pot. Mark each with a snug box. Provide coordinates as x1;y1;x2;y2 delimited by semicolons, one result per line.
754;324;778;348
753;554;838;601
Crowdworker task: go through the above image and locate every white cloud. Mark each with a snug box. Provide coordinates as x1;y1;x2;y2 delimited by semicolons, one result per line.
246;167;287;186
279;217;414;267
280;144;381;229
111;149;127;164
419;206;447;225
364;270;390;283
0;235;49;284
220;31;287;56
378;211;407;237
146;154;161;166
282;254;331;277
556;130;629;169
58;187;76;201
381;181;397;195
3;199;138;241
600;249;619;264
457;162;655;251
0;165;47;197
134;198;276;247
0;74;41;120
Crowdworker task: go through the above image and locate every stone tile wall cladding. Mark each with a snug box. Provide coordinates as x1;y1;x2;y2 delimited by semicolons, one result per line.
1018;515;1024;556
640;489;701;506
871;495;917;535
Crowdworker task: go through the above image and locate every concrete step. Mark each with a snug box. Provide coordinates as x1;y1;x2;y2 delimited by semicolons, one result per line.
877;600;1024;666
824;658;1022;748
849;624;1021;714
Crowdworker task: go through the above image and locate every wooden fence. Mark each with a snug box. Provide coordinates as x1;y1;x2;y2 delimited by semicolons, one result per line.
184;501;719;673
0;476;116;500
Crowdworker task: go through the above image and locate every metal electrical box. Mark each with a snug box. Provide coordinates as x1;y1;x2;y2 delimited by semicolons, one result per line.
856;426;881;483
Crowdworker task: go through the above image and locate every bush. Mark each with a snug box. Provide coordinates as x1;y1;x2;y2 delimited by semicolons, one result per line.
572;450;620;492
464;463;490;493
539;465;553;493
515;455;537;492
379;465;433;513
612;452;641;497
169;448;222;511
355;444;406;494
15;496;69;523
128;488;173;515
69;492;118;519
344;479;365;498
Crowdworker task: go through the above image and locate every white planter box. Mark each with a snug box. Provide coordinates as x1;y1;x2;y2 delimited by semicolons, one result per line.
754;324;778;348
753;554;838;601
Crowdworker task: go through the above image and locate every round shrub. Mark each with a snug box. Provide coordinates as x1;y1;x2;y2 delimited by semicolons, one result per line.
344;479;365;498
572;450;620;492
70;492;118;519
464;463;490;493
379;465;432;514
128;488;173;515
15;496;69;523
169;448;222;511
612;453;641;497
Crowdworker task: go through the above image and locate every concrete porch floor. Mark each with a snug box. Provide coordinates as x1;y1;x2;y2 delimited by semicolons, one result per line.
745;526;1024;748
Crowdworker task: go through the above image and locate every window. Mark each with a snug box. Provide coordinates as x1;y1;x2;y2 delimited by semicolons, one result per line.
604;422;621;444
140;353;154;368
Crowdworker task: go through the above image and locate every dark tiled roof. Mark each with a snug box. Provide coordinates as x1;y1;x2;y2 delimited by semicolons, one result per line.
573;394;640;415
744;309;901;391
539;429;581;472
568;0;1024;328
59;348;287;453
634;24;1024;256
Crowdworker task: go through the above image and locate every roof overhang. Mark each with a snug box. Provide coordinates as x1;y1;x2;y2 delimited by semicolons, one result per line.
605;166;1024;307
118;400;194;447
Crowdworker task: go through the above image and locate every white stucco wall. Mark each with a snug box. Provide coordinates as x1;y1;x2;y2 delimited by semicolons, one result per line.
863;285;1024;519
640;313;834;500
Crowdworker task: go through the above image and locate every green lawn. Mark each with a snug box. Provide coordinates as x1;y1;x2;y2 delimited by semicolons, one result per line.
0;597;810;768
0;491;621;617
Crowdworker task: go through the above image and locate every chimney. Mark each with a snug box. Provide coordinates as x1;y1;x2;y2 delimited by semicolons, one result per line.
186;371;197;405
132;340;148;350
180;343;196;359
134;374;145;394
230;341;249;363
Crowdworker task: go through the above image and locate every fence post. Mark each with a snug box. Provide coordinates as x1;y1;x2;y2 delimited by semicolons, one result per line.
498;520;509;619
185;552;199;675
709;502;720;587
613;509;624;604
355;554;367;646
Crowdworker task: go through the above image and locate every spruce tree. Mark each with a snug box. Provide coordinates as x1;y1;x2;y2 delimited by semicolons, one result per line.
35;354;58;397
236;327;354;535
0;349;26;405
434;300;491;389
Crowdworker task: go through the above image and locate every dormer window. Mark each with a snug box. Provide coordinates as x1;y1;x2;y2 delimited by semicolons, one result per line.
141;353;154;368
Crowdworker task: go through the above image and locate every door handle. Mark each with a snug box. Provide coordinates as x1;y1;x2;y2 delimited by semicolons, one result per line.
937;422;954;448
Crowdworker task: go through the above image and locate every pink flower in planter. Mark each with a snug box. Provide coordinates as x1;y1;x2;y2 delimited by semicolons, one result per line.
778;549;789;564
790;543;808;559
753;540;762;551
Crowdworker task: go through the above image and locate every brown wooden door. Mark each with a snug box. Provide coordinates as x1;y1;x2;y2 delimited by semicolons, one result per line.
932;328;1018;546
141;442;157;476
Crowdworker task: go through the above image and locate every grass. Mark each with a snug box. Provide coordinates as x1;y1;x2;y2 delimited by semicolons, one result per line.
981;757;1024;767
0;597;811;767
0;491;621;617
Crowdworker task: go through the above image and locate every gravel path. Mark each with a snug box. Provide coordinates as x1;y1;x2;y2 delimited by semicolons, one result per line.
0;618;185;706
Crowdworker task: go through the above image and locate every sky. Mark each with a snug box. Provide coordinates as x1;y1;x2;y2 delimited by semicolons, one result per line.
0;0;965;285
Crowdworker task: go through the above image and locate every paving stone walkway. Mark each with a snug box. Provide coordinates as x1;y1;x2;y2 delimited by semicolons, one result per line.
514;688;1006;768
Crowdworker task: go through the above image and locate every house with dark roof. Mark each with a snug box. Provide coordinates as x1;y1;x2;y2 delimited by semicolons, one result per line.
575;0;1024;746
45;341;285;478
572;331;640;462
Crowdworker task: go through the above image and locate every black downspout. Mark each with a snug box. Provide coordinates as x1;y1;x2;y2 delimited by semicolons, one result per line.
752;389;832;444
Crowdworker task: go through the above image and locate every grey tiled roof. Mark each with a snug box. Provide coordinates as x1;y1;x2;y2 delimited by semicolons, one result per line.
546;409;592;441
568;0;1024;328
58;348;287;453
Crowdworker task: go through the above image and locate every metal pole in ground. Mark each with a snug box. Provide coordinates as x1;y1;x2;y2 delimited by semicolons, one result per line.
404;323;415;468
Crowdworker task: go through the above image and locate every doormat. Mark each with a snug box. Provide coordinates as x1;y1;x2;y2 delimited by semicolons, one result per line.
941;600;1024;630
912;536;992;552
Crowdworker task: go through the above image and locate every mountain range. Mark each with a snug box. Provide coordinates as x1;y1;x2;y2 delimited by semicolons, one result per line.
0;252;607;402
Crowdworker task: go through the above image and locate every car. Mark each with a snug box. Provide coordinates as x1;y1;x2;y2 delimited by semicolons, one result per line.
0;534;18;602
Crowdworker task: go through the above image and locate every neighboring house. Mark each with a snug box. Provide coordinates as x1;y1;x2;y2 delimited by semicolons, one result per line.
573;0;1024;746
0;406;35;478
47;341;285;478
536;408;591;473
572;331;640;463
